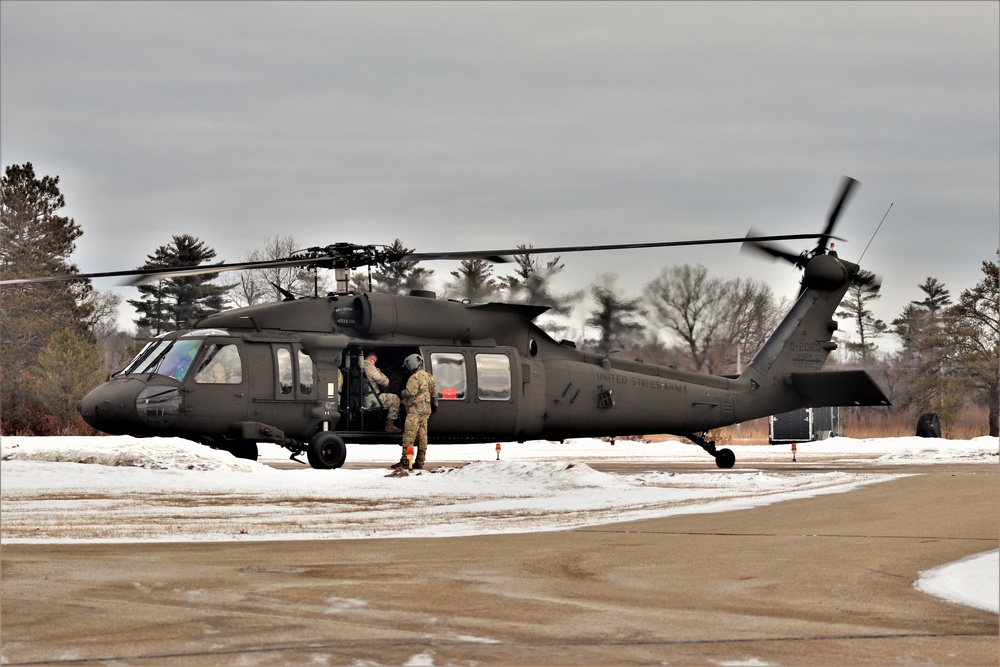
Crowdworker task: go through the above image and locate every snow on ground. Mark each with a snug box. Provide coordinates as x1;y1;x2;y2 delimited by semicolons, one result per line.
915;548;999;615
2;435;997;614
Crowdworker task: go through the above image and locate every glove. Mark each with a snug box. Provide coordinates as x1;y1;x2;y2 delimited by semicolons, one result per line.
431;404;437;414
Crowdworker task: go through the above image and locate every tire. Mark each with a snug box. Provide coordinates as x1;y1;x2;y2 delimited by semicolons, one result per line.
307;432;347;470
715;448;736;469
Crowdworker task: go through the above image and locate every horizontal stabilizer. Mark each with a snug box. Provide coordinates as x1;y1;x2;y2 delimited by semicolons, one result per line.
789;370;891;407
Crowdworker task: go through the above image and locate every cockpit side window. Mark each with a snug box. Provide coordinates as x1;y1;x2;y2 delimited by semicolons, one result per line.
194;343;243;384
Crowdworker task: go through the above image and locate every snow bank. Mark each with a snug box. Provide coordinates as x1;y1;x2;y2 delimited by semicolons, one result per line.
2;435;996;614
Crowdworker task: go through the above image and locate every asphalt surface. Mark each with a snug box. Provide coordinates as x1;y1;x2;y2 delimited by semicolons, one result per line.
1;463;997;666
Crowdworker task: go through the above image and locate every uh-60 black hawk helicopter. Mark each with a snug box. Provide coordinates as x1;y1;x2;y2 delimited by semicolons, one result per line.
4;177;890;470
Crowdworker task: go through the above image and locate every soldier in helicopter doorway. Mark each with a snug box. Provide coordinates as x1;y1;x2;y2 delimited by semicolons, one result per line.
392;353;438;470
363;353;402;433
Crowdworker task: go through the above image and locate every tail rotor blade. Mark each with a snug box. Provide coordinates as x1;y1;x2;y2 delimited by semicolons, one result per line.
817;176;859;254
741;228;804;266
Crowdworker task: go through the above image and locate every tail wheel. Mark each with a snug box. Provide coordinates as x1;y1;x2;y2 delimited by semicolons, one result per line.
307;432;347;469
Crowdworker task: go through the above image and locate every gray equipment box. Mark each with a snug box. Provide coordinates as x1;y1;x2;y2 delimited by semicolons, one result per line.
769;407;841;444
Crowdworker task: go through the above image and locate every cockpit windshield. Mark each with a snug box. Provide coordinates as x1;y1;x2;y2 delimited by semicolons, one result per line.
130;339;204;381
118;340;159;376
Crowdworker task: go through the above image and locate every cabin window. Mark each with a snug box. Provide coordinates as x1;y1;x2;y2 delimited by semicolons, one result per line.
475;353;512;401
430;352;467;400
298;349;314;395
194;343;243;384
276;348;293;395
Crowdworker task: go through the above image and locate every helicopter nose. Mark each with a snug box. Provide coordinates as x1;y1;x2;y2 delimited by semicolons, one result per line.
78;378;181;435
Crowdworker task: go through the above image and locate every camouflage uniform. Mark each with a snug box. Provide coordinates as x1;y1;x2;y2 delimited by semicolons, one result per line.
363;358;401;421
399;368;437;468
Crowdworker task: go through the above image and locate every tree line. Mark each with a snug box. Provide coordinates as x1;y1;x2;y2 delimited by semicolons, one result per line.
3;163;997;436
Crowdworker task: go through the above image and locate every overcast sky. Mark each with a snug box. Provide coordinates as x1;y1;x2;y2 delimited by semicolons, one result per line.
2;1;998;341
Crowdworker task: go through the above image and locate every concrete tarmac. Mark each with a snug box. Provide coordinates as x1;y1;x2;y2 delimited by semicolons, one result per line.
1;464;997;666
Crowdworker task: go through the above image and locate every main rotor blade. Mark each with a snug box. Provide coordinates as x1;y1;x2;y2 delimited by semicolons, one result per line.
123;256;334;286
0;232;842;287
0;255;338;287
397;233;838;263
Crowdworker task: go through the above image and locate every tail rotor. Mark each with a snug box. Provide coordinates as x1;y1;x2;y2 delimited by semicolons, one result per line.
741;176;859;269
816;176;859;257
740;176;879;294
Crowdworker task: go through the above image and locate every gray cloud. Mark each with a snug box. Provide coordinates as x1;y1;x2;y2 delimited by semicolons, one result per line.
2;1;997;337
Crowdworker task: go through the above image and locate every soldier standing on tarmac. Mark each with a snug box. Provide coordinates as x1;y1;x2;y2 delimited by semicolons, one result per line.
363;353;402;433
392;353;438;470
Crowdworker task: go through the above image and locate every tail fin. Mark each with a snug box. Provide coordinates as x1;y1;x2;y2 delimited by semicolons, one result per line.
738;253;890;417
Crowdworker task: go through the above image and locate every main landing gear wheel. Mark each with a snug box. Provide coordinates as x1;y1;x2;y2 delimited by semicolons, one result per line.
687;432;737;469
714;448;736;469
307;432;347;470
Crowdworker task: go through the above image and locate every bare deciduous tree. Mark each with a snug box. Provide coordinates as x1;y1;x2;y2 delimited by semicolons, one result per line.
229;235;327;306
643;264;781;374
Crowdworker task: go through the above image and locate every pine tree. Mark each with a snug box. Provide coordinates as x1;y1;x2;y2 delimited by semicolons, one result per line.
914;277;951;317
947;256;999;436
35;328;104;433
445;259;499;303
891;276;954;417
586;273;644;353
1;163;94;432
127;235;230;333
372;239;434;295
835;269;887;363
501;246;584;316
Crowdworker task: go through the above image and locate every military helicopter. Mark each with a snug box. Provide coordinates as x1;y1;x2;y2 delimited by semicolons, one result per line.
4;177;889;469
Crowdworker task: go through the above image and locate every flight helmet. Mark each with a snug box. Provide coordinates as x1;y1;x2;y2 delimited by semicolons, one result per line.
403;353;423;372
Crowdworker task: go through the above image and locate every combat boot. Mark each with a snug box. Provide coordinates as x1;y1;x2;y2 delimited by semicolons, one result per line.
385;422;402;433
389;454;408;469
413;451;426;470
